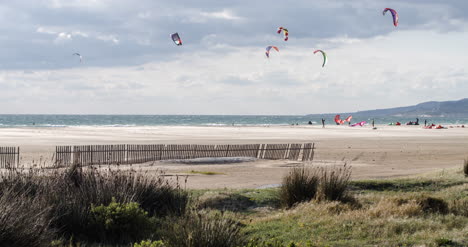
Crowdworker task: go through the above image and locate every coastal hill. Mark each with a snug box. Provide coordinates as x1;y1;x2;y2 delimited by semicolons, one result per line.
311;98;468;117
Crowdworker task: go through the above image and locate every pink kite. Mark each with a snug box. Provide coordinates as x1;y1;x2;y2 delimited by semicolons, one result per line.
350;121;366;127
334;115;353;125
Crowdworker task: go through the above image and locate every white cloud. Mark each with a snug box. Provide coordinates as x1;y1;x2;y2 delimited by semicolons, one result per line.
2;1;468;114
2;28;468;114
36;26;118;44
200;9;243;21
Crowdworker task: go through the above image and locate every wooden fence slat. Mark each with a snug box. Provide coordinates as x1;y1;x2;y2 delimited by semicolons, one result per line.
51;142;314;166
0;146;20;168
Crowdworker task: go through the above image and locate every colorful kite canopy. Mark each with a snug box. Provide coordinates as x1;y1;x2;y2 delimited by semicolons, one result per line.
313;50;327;67
73;53;82;63
351;121;366;127
171;33;182;46
265;46;279;58
382;8;398;27
334;115;352;125
277;27;289;41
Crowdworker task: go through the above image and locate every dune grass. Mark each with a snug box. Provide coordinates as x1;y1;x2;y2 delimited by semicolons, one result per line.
239;167;468;246
191;166;467;246
1;163;466;246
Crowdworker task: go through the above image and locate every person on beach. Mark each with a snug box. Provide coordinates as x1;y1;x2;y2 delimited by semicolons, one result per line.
424;119;427;127
322;118;325;128
372;119;375;128
308;121;312;125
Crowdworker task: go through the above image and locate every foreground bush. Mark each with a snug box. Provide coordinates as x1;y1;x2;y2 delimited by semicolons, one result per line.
279;167;319;208
47;165;188;243
279;164;352;207
0;164;188;245
89;199;157;244
0;187;54;247
316;164;352;202
162;210;245;247
134;240;166;247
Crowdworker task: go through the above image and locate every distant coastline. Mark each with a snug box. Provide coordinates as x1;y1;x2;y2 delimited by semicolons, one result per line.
1;114;467;128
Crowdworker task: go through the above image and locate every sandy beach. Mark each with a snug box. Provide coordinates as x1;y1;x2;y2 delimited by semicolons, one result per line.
1;125;467;189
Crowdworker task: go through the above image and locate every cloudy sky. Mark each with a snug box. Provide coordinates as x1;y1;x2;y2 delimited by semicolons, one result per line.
0;0;467;114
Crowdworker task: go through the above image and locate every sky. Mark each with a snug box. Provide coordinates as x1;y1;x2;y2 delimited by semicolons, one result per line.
0;0;467;115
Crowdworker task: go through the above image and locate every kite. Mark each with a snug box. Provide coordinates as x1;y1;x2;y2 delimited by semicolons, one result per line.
171;32;182;46
73;53;82;63
350;121;366;127
265;46;279;58
383;8;398;27
313;50;327;67
277;27;289;41
334;115;353;125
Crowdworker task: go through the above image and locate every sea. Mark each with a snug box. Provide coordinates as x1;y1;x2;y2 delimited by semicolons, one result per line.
0;115;467;128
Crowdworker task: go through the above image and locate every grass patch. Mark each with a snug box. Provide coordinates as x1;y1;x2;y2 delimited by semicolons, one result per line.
161;209;246;247
244;168;468;246
187;170;225;175
1;162;467;246
194;188;280;214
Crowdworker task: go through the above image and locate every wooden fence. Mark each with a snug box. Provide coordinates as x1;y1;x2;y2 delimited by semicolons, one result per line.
55;143;314;166
0;147;20;168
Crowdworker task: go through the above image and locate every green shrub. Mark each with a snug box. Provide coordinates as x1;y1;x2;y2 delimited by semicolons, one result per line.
134;240;166;247
0;165;188;245
49;165;187;241
316;164;352;202
244;239;309;247
280;167;319;208
162;210;245;247
89;199;156;244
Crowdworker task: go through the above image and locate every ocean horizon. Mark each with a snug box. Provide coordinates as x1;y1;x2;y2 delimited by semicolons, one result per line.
1;114;467;128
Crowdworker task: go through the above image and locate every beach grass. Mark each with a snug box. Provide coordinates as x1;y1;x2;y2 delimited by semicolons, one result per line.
189;166;467;246
239;167;468;246
1;165;466;246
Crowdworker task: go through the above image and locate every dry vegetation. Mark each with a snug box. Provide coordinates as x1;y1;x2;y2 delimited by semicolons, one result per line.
0;161;467;246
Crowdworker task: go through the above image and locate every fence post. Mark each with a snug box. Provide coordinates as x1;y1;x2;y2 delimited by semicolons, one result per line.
16;147;20;168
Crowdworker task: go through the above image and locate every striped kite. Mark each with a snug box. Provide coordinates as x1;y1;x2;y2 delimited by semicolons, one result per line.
277;27;289;41
313;50;327;67
383;8;398;27
265;46;279;58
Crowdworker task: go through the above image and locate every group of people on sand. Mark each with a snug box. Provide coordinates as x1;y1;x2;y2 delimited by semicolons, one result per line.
301;117;465;130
